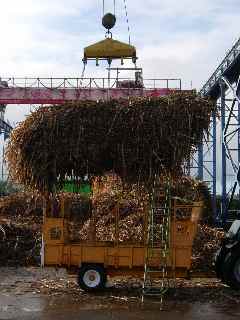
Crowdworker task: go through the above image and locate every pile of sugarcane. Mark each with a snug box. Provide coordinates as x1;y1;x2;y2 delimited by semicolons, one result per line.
0;222;41;266
72;174;208;242
0;175;216;268
192;224;225;272
0;193;43;218
6;93;215;193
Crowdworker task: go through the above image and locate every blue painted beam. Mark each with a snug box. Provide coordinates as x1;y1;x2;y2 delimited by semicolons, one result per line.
212;111;217;221
197;144;204;180
221;81;227;223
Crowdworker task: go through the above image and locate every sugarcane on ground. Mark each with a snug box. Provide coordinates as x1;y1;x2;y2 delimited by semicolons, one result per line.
0;267;240;320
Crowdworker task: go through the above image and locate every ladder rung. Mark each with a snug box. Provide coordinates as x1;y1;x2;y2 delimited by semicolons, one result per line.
143;292;164;296
147;251;168;255
143;188;172;300
143;288;168;296
145;270;165;273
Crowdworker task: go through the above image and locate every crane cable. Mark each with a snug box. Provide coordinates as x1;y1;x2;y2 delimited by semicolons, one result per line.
102;1;131;44
123;0;131;45
102;0;116;16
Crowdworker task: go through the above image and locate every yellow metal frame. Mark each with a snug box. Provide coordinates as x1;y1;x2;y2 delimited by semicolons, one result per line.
84;38;137;62
42;196;203;278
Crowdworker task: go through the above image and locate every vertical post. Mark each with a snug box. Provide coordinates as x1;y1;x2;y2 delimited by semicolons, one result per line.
116;69;119;88
197;143;204;180
221;80;227;224
107;67;111;100
41;197;48;268
114;203;120;269
186;156;191;176
1;145;4;180
238;101;240;202
212;111;217;222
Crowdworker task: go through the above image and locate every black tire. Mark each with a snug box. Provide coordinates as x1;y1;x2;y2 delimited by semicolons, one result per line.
222;251;240;290
215;247;228;281
78;264;107;292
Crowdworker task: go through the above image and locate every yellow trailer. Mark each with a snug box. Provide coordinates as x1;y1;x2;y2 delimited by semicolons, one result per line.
41;196;203;291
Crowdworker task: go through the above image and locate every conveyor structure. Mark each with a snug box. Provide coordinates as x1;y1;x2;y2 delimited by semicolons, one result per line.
199;37;240;224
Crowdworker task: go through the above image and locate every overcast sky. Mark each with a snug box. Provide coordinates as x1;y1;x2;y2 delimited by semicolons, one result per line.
1;0;240;191
1;0;240;123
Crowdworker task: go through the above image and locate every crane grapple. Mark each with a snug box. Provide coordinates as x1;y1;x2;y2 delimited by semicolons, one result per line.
83;37;137;64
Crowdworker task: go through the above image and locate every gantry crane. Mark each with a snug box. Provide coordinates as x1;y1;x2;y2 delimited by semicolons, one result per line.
0;1;199;301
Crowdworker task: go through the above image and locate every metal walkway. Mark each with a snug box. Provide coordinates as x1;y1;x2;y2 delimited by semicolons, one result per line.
0;77;181;104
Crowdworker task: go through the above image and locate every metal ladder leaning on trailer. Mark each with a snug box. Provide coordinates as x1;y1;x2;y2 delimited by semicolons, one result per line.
142;178;173;302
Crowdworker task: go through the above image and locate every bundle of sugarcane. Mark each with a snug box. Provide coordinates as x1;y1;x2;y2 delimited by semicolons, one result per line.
74;174;210;242
6;93;215;193
192;224;225;272
0;222;41;266
0;193;43;218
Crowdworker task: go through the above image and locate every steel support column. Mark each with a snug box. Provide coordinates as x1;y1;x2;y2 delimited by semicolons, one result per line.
212;111;217;221
221;81;227;223
190;112;217;221
197;143;204;180
220;75;240;223
238;101;240;202
200;35;240;225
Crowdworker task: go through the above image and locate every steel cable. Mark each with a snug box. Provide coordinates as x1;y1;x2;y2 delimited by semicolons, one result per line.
123;0;131;44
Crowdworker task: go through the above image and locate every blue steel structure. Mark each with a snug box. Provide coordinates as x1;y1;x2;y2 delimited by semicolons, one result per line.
200;36;240;223
190;114;217;220
0;106;13;181
0;117;13;139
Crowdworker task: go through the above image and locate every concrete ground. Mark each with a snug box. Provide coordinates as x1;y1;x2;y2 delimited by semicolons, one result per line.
0;267;240;320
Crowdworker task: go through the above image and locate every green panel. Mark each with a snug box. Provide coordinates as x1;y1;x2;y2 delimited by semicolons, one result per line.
62;181;91;195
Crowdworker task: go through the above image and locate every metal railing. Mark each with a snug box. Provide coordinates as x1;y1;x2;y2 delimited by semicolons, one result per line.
0;77;182;90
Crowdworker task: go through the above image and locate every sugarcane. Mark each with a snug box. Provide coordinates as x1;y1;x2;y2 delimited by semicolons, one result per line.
5;93;216;193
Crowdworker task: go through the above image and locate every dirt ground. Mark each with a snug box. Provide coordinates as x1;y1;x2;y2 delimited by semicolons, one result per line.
1;267;240;320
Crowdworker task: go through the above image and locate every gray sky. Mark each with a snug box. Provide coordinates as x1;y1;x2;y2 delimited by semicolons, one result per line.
1;0;240;193
0;0;239;121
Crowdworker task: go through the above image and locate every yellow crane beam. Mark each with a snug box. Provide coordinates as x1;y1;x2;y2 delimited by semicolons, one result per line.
83;37;137;64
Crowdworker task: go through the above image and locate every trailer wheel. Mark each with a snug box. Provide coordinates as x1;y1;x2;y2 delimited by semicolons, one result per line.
222;252;240;290
78;264;106;292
